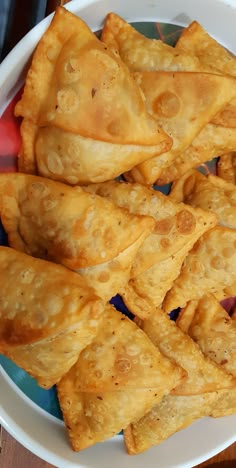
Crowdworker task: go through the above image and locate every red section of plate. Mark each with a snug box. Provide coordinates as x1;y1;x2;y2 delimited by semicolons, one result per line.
0;90;22;172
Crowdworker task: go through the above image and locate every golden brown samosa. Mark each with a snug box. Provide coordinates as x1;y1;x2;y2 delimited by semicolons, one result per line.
0;247;104;389
101;13;204;72
121;251;188;318
124;393;218;454
170;170;236;229
124;309;235;454
0;174;154;300
57;304;184;451
157;124;236;185
178;295;236;377
103;15;236;130
86;181;217;277
176;21;236;78
87;181;216;316
136;311;236;396
176;20;236;128
15;7;171;183
177;295;236;418
163;226;236;312
125;71;236;185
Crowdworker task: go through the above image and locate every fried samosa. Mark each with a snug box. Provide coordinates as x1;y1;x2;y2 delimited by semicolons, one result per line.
86;181;217;278
57;304;184;451
15;7;171;183
0;247;104;389
102;14;236;130
170;170;236;229
101;13;204;72
125;71;236;185
178;295;236;377
121;250;188;318
163;226;236;312
157;124;236;185
124;393;218;455
136;311;236;395
177;295;236;417
124;310;235;454
218;152;236;185
0;174;154;300
87;180;216;316
176;21;236;78
176;20;236;128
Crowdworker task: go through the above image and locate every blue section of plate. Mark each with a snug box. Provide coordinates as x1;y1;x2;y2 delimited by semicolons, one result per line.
0;355;63;419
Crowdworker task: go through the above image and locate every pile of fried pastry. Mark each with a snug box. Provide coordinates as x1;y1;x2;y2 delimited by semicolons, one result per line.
0;6;235;455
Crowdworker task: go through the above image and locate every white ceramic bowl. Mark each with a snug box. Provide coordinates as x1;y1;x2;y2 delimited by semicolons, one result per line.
0;1;236;467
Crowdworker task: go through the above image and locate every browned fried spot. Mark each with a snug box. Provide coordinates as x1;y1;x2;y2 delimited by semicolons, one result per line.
160;238;171;249
153;91;180;118
176;210;196;234
98;272;110;283
154;217;174;234
115;358;131;373
211;255;225;270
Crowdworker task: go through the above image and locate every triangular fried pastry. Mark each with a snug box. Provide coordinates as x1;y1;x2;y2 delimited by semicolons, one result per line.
79;234;149;300
15;7;171;183
137;311;236;395
125;71;236;185
86;181;217;278
16;8;166;146
179;295;236;377
35;126;172;185
124;310;235;454
69;305;185;392
163;226;236;312
157;124;236;185
170;170;236;229
102;13;204;72
0;247;104;389
0;174;154;301
58;388;168;451
177;295;236;418
176;21;236;77
19;120;171;184
122;247;188;318
102;4;235;133
124;393;218;454
218;152;236;185
176;20;236;128
57;304;184;450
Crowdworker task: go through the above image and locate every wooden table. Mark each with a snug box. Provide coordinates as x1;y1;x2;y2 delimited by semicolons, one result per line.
1;427;235;467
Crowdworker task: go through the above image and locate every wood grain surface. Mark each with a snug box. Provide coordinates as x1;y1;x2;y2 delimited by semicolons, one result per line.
0;427;235;468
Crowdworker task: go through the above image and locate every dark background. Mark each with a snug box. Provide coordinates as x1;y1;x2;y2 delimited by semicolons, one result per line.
0;0;61;61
